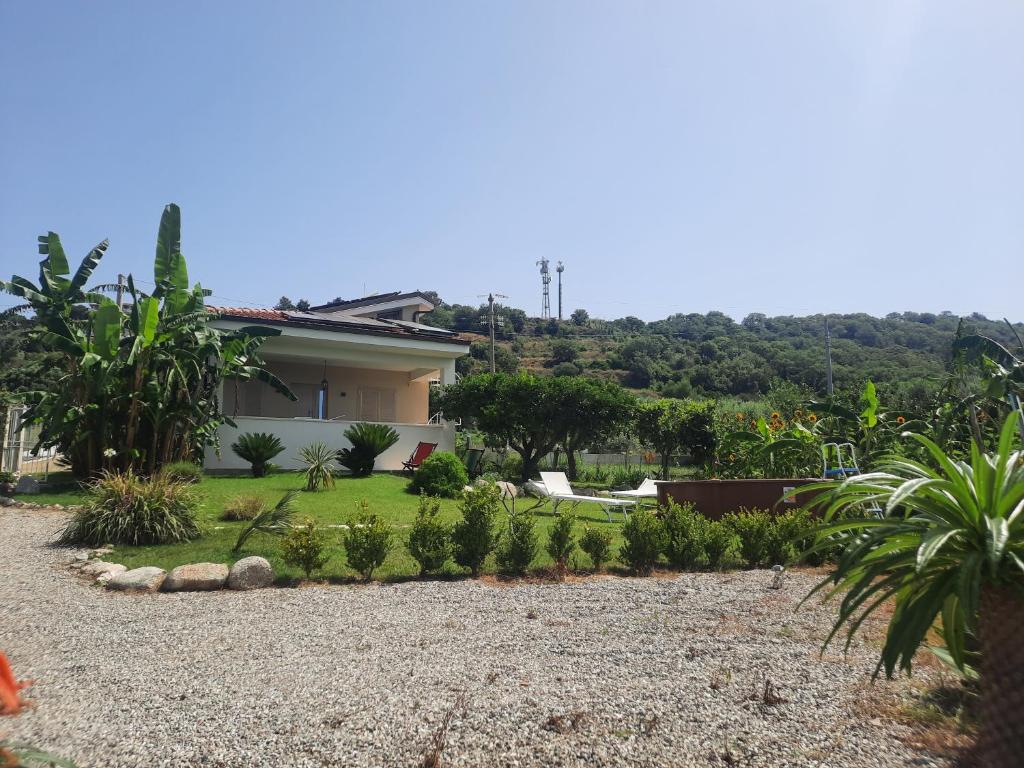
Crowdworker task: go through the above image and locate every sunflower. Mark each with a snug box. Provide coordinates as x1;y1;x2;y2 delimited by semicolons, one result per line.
771;411;781;419
896;415;905;425
735;412;744;421
808;413;817;423
794;409;804;418
728;453;736;461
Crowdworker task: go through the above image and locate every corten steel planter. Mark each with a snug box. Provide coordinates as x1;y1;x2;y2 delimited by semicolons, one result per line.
656;478;824;520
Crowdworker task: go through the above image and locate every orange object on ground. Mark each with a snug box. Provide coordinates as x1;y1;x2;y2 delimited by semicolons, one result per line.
0;651;30;715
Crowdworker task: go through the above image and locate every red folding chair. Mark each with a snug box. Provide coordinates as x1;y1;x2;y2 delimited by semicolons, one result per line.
402;442;438;474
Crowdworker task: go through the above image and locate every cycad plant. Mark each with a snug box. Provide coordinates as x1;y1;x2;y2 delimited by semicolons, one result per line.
801;415;1024;766
336;423;400;477
233;490;298;552
231;432;285;477
298;442;337;491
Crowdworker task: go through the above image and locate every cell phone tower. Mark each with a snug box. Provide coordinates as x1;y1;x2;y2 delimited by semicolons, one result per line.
556;261;564;320
537;257;551;319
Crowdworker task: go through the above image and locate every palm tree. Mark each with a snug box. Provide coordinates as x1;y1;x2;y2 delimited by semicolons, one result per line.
802;415;1024;766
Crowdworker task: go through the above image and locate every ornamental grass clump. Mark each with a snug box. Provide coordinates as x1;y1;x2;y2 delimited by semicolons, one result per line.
221;494;266;521
57;470;200;546
160;460;203;484
580;526;614;571
281;517;330;579
619;509;666;575
800;416;1024;768
496;508;539;576
344;500;393;581
406;495;453;576
452;484;500;576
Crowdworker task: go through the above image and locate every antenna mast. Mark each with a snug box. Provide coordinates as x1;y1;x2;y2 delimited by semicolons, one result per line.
556;261;564;321
537;258;551;319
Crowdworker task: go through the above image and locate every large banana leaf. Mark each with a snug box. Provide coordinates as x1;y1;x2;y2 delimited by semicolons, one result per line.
92;300;122;361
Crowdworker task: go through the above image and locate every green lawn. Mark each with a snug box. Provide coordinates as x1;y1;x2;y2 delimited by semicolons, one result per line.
26;473;632;582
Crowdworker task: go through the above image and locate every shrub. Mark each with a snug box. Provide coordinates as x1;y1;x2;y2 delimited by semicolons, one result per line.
498;453;523;483
57;470;200;546
233;491;298;552
412;451;468;498
551;362;581;377
0;471;16;485
337;423;400;477
406;495;452;576
609;466;648;490
723;508;773;568
160;460;203;484
580;526;614;571
298;442;337;491
344;500;393;581
496;509;539;576
619;509;666;575
704;520;737;570
546;514;576;573
221;494;265;521
661;501;709;570
281;517;330;579
452;484;500;576
231;432;285;478
766;508;817;566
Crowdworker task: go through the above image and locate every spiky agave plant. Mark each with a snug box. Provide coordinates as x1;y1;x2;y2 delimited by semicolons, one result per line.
231;432;285;478
337;423;400;477
232;490;298;552
800;415;1024;767
298;442;337;491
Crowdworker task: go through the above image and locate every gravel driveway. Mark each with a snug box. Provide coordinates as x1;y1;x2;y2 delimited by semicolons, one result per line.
1;508;949;768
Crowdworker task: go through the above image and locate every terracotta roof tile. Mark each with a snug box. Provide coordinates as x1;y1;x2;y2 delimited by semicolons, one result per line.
208;306;288;321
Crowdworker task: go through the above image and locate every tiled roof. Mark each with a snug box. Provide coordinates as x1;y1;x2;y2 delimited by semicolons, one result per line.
207;306;467;345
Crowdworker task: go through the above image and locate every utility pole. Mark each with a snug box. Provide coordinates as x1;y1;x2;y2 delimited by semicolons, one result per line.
115;274;126;309
825;316;834;396
556;261;564;321
480;292;508;373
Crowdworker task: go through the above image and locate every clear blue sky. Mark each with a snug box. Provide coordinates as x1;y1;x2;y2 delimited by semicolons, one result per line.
1;1;1021;322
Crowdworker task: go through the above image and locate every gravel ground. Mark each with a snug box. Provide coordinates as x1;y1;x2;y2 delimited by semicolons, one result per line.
1;508;950;768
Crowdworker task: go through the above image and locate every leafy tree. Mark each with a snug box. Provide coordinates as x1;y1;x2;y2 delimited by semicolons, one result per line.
549;339;579;365
635;398;716;479
273;296;311;311
570;308;589;326
555;378;636;479
1;204;294;477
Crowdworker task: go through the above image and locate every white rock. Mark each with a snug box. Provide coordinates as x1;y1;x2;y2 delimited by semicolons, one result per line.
227;556;274;590
162;563;229;592
106;566;166;592
81;560;125;578
95;566;127;585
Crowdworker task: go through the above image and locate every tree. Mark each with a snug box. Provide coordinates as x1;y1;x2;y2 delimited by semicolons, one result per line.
549;339;579;365
635;399;716;479
439;373;570;482
2;204;294;477
274;296;310;311
570;308;589;326
555;378;636;479
801;415;1024;767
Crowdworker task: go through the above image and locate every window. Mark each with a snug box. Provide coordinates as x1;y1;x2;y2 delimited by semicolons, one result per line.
358;387;396;422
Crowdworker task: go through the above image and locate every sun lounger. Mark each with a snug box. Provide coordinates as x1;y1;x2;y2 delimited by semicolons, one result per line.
609;477;659;508
538;472;637;522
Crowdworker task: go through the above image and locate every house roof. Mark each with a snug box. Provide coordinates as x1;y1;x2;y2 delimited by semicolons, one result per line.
208;306;467;346
308;291;434;313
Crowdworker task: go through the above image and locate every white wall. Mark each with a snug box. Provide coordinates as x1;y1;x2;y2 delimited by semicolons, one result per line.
204;416;456;472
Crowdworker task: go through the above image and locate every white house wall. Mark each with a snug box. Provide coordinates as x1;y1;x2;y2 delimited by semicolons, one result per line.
205;416;456;473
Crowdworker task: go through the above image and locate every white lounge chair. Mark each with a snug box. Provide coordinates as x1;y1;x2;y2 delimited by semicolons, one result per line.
538;472;636;522
609;477;659;509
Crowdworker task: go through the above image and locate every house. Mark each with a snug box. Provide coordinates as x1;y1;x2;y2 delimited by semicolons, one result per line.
204;292;469;473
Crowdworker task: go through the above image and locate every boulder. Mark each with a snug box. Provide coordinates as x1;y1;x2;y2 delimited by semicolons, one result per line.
0;496;15;506
495;481;518;499
14;476;40;495
163;563;229;592
106;566;166;592
81;561;126;578
227;556;274;590
95;567;127;585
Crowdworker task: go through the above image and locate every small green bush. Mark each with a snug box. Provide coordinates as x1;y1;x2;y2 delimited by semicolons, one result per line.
298;442;337;491
161;460;203;484
0;470;16;485
407;495;452;576
452;484;500;576
661;501;709;570
551;362;581;377
619;509;666;575
499;453;523;483
344;500;393;581
221;494;265;521
704;520;737;570
337;423;400;477
580;526;614;571
412;451;468;498
546;513;576;572
768;507;817;566
723;508;773;568
281;517;330;579
57;470;201;546
496;509;539;576
231;432;285;477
